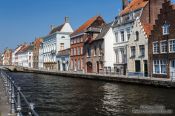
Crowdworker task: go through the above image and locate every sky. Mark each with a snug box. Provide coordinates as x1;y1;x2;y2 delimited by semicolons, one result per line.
0;0;121;52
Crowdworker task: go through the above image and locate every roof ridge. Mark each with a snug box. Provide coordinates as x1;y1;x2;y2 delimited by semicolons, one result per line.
71;15;100;37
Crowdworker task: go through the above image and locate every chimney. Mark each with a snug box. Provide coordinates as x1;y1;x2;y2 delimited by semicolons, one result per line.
65;16;69;23
122;0;129;10
50;25;55;30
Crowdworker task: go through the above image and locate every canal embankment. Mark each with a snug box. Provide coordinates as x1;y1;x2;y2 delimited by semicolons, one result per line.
7;66;175;88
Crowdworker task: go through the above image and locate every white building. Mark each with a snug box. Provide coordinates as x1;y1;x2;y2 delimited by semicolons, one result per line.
12;45;23;66
17;45;34;68
127;18;149;77
42;17;73;70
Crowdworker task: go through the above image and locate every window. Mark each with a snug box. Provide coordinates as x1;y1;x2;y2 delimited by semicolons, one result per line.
115;32;118;42
99;45;102;56
87;48;91;57
60;43;64;50
139;45;145;57
78;59;80;70
153;60;160;74
61;36;65;39
160;60;167;74
74;48;76;55
126;28;131;40
153;60;167;74
71;49;74;56
169;40;175;52
78;47;81;55
130;46;136;57
121;31;124;42
135;31;139;41
94;46;97;56
71;40;73;44
81;47;83;55
162;21;170;35
160;41;167;53
153;42;159;54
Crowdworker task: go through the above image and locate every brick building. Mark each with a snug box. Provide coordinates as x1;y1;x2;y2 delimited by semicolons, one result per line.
113;0;165;75
149;0;175;79
33;38;43;69
70;16;105;72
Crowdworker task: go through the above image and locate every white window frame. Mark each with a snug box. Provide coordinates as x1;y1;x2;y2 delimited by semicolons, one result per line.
153;60;167;75
162;24;170;35
130;46;136;57
153;41;159;54
169;39;175;53
160;40;167;53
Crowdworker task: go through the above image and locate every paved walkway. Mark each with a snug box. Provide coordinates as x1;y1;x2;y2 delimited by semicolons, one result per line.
0;78;10;116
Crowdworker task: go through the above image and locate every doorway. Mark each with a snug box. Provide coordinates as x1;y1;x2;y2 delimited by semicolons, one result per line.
87;62;93;73
144;60;148;77
135;60;141;72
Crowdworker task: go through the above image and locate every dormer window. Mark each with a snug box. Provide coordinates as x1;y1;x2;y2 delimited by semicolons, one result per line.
162;21;170;35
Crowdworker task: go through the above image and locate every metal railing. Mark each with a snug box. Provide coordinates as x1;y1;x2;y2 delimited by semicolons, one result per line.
0;69;39;116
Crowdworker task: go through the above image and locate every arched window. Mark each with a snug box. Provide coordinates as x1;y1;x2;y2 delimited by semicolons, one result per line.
135;31;139;41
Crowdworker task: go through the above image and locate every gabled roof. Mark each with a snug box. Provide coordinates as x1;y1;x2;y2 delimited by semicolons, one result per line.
49;24;65;35
95;22;112;41
71;16;102;37
120;0;148;16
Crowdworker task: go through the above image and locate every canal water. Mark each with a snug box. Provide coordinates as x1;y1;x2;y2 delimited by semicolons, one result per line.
8;72;175;116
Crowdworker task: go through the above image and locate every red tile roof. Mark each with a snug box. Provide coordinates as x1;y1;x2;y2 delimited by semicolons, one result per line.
120;0;148;16
71;16;101;37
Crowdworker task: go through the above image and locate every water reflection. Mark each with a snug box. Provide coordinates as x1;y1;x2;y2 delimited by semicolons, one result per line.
9;72;175;116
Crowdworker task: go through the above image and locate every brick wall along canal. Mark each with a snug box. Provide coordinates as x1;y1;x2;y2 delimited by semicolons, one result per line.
8;72;175;116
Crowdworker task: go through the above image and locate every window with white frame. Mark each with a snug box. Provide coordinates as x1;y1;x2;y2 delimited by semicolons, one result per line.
153;42;159;54
139;45;145;57
160;41;167;53
162;21;170;35
153;60;167;74
126;28;131;40
74;48;76;55
115;32;118;43
120;31;124;42
81;47;83;55
130;46;136;57
169;40;175;52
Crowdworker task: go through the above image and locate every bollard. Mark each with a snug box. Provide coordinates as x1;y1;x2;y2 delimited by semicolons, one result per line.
17;87;22;116
29;103;35;116
11;81;16;114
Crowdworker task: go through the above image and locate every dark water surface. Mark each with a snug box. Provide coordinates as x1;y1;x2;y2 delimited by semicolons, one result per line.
8;72;175;116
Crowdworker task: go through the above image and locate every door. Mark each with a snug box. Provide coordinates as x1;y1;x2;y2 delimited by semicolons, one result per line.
62;63;66;71
170;60;175;79
144;60;148;77
135;60;141;72
97;62;99;74
87;62;93;73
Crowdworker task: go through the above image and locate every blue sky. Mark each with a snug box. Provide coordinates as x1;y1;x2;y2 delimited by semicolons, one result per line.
0;0;120;52
1;0;175;52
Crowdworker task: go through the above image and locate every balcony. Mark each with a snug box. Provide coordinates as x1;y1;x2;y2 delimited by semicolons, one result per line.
51;50;56;55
